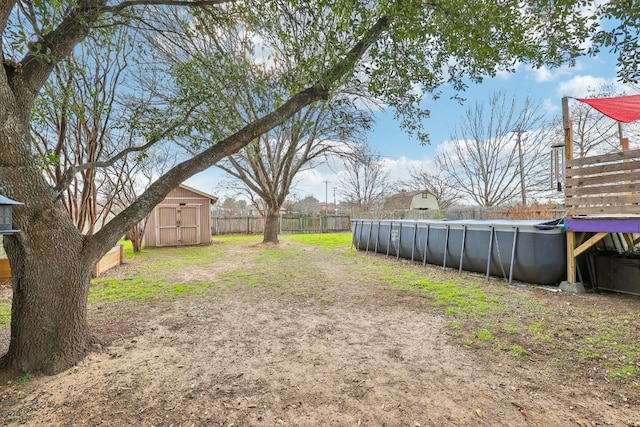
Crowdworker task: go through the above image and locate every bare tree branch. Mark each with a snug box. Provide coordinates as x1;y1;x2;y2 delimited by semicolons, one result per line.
52;102;201;196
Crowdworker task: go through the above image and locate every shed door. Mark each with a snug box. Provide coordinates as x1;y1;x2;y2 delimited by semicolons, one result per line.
156;205;201;246
178;205;200;245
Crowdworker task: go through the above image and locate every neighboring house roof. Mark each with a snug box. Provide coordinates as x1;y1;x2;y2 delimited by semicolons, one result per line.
178;184;218;203
383;190;424;210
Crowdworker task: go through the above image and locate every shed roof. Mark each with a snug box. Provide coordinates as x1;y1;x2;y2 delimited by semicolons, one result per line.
177;184;218;203
383;190;424;210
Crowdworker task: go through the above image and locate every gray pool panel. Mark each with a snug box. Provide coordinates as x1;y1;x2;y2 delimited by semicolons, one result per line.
352;219;566;286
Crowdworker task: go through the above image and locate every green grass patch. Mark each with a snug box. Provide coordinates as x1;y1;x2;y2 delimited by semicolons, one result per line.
528;321;544;334
16;373;34;384
608;365;639;380
169;281;216;296
578;348;603;361
285;232;352;249
410;279;492;316
90;277;218;303
507;344;527;357
0;302;10;325
474;328;494;341
89;277;166;303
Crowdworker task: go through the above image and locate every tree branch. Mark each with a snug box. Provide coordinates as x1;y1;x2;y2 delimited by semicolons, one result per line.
103;0;233;14
11;0;231;109
87;11;393;258
52;102;201;198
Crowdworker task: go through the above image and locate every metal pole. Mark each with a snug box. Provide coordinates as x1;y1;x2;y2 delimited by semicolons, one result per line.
397;222;402;259
516;129;527;206
458;225;467;274
423;224;430;266
442;225;450;270
352;221;358;249
411;223;417;263
508;227;519;285
485;226;494;281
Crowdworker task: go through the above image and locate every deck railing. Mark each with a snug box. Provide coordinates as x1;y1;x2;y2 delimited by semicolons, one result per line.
565;148;640;216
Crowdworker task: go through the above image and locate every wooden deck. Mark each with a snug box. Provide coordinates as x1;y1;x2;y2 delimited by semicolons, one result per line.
565;148;640;217
562;96;640;285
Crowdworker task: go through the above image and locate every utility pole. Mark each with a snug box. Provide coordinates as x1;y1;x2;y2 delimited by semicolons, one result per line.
516;128;527;206
333;187;337;213
324;180;329;232
324;181;329;212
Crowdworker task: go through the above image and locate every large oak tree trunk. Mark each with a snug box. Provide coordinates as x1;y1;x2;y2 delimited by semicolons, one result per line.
262;208;280;244
0;80;100;374
2;228;93;374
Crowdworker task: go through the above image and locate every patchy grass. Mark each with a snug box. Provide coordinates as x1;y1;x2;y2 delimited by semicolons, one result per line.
507;344;527;357
351;249;640;385
4;231;637;393
90;276;220;303
0;302;10;326
217;240;328;300
213;235;263;244
89;277;167;303
103;234;640;391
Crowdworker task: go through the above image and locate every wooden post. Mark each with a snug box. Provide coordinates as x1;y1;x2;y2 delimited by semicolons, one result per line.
562;97;576;284
562;97;573;162
566;231;576;283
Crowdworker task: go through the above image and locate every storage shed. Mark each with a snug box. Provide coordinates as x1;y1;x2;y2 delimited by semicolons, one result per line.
383;190;440;211
144;184;218;248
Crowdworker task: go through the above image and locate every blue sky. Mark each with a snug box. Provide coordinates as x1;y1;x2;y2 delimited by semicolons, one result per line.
187;48;627;204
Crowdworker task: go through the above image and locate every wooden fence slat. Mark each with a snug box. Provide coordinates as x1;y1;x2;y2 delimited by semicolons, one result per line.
571;205;640;215
566;170;640;186
567;149;640;167
566;194;640;207
566;159;640;177
565;182;640;196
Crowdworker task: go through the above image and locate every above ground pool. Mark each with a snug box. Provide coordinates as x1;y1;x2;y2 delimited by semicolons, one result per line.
352;219;567;286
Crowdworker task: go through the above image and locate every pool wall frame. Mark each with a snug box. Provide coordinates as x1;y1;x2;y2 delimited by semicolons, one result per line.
352;219;567;286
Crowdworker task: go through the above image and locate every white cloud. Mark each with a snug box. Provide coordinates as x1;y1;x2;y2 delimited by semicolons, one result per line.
381;155;434;183
530;66;554;83
555;75;611;98
526;60;585;83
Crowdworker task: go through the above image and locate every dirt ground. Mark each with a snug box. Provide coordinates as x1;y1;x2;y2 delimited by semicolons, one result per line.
1;240;639;426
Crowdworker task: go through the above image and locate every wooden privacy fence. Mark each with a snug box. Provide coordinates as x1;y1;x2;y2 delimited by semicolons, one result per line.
211;215;352;235
566;148;640;216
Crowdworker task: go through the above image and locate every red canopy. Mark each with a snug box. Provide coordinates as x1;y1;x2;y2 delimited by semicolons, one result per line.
575;94;640;123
